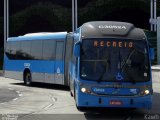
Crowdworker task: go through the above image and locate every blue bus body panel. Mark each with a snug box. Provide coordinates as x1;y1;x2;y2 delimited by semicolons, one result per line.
4;55;64;74
70;57;152;109
74;78;152;109
5;32;67;75
91;87;140;96
77;91;152;109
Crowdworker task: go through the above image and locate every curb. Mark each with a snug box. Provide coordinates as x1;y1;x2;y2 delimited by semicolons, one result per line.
152;69;160;72
151;66;160;71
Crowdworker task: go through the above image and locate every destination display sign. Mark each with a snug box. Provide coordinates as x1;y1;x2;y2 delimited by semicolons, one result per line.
93;40;133;48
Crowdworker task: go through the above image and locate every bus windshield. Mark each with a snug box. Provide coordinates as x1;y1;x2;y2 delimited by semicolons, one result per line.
80;38;150;82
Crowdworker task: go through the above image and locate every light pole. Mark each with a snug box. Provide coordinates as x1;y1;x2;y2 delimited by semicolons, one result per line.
75;0;78;30
157;17;160;64
72;0;75;32
4;0;9;51
72;0;78;32
3;0;9;72
150;0;153;31
150;0;157;32
154;0;157;32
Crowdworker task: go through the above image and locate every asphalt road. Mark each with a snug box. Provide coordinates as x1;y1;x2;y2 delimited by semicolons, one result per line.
0;71;159;120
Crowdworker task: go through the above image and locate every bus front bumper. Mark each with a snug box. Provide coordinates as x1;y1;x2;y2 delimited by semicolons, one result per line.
76;93;152;109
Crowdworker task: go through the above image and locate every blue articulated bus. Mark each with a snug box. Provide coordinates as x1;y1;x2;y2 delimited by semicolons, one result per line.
4;21;154;110
69;21;154;110
4;32;72;86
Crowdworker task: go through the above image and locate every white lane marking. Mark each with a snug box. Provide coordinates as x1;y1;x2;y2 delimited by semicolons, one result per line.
8;88;14;90
51;97;56;102
7;88;23;102
13;98;18;101
16;90;23;97
44;104;54;110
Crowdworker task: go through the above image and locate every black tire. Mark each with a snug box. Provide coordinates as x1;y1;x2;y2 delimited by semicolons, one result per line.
69;75;73;97
70;91;73;97
24;72;32;86
74;88;76;100
74;87;85;111
74;88;79;109
77;106;85;111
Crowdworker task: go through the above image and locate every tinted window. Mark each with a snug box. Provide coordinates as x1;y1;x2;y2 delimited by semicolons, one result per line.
6;42;11;54
5;42;12;59
43;40;55;60
5;41;21;59
80;39;150;82
11;41;20;56
31;40;43;60
21;41;32;60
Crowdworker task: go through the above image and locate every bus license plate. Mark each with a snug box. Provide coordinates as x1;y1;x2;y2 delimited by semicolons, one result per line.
109;100;123;105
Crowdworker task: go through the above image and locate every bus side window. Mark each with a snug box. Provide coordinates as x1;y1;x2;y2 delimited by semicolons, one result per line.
55;41;64;60
8;41;21;60
43;40;55;60
21;41;31;60
5;42;11;59
31;40;43;60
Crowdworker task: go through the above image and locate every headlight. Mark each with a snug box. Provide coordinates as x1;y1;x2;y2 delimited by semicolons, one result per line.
81;88;86;92
81;87;91;93
144;90;150;95
141;89;150;95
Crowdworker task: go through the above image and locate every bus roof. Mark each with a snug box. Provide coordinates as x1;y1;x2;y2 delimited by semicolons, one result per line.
7;32;67;42
80;21;146;40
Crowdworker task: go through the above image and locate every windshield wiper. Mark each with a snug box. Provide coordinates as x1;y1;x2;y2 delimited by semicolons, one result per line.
116;50;124;81
122;49;136;71
121;47;145;70
121;49;136;84
97;68;105;83
96;60;109;83
119;50;122;73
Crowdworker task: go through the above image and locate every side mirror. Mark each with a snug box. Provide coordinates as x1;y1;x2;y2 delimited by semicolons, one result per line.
149;48;155;60
74;42;80;57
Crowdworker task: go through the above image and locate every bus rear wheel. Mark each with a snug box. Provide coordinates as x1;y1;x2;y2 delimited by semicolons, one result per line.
70;91;73;97
24;72;32;86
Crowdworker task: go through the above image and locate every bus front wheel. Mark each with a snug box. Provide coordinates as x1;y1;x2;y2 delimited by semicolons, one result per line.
74;88;82;110
24;72;32;86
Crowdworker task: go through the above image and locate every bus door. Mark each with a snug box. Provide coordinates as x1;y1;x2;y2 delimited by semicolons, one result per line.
55;41;64;84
